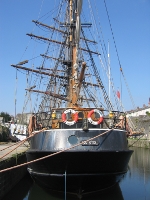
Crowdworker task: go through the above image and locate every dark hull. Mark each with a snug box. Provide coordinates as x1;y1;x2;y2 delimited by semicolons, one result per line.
26;129;133;194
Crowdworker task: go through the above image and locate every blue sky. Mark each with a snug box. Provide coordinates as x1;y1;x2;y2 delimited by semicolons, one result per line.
0;0;150;116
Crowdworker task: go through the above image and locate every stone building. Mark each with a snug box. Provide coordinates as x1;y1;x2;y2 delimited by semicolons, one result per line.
15;113;32;125
127;104;150;139
127;104;150;117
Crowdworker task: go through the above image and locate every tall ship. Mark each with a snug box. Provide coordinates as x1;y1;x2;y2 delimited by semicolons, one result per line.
11;0;133;196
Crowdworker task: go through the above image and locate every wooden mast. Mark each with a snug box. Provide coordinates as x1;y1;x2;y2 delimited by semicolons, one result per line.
68;0;78;108
68;0;74;107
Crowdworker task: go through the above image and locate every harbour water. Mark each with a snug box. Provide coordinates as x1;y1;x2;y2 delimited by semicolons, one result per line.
2;147;150;200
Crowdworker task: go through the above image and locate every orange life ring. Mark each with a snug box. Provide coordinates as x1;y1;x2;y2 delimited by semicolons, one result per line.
88;109;103;125
62;109;78;126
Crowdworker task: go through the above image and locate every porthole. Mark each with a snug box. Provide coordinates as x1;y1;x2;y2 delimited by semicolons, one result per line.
68;135;78;145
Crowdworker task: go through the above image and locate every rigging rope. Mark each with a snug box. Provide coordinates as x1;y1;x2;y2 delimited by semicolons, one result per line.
26;0;66;118
81;28;113;111
103;0;136;110
103;0;142;132
14;70;18;120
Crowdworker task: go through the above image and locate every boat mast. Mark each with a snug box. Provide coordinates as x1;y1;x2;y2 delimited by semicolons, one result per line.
108;41;111;101
68;0;76;107
68;0;82;108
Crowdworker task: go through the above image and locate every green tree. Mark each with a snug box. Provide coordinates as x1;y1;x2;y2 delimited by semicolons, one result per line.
0;125;9;142
0;112;11;122
146;111;150;117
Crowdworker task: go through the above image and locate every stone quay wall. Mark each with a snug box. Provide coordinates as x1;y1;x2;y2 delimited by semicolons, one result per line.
128;139;150;149
129;116;150;139
128;116;150;148
0;152;27;199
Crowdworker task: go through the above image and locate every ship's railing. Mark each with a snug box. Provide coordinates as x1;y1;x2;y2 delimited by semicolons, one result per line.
35;109;129;131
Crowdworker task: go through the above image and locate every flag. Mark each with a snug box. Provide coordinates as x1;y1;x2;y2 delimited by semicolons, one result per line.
117;90;120;99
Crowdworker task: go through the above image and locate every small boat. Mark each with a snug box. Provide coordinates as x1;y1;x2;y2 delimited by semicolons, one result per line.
11;0;133;196
9;123;27;141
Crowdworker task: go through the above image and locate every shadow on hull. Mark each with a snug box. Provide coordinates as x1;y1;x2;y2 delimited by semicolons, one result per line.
27;150;133;194
28;182;124;200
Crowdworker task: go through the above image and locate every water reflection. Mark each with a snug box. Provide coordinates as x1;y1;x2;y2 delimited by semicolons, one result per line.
120;147;150;200
129;147;150;181
28;182;124;200
2;174;32;200
2;147;150;200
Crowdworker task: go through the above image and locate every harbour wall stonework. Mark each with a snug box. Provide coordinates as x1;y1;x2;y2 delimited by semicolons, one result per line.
128;139;150;149
0;152;27;199
128;116;150;148
129;116;150;139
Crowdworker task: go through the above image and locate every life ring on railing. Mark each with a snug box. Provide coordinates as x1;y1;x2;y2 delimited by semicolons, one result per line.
88;109;103;125
62;109;78;126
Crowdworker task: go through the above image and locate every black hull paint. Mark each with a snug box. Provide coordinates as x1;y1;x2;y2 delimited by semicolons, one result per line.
26;129;133;194
26;150;133;194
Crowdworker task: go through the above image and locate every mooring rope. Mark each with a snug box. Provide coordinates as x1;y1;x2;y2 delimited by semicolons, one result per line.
0;129;46;159
0;128;113;173
0;137;29;152
128;134;145;147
